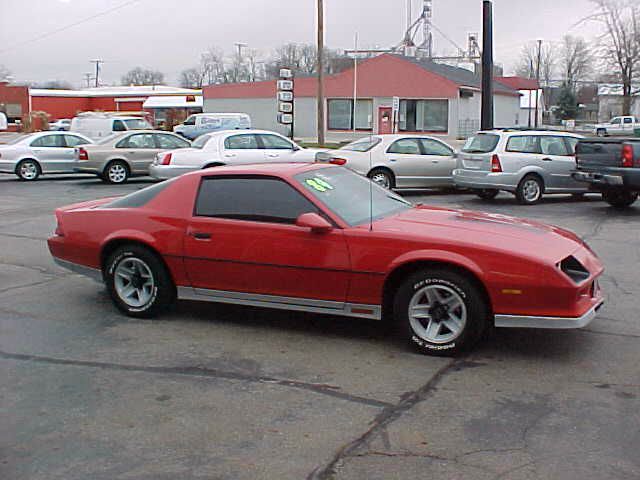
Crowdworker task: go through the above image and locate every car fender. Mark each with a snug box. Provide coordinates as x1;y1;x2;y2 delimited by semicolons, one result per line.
516;165;549;186
101;229;159;252
386;249;485;280
104;156;132;171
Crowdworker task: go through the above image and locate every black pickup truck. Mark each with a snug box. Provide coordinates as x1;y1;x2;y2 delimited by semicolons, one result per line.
572;138;640;207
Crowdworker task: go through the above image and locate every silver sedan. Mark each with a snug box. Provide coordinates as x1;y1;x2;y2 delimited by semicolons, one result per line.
73;130;191;184
0;131;93;181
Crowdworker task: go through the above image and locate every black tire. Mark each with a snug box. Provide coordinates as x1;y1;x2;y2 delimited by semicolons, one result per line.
15;159;41;181
475;188;499;200
104;245;175;318
516;174;544;205
596;128;607;137
393;268;489;356
602;189;638;208
103;160;129;184
368;168;395;189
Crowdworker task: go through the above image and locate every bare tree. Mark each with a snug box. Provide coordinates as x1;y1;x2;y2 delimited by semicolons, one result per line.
121;67;164;86
560;35;592;90
31;80;73;89
515;42;556;85
0;64;11;82
179;68;204;89
200;47;226;85
589;0;640;114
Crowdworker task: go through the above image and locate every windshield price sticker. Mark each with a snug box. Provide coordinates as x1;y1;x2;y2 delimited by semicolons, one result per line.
305;177;334;192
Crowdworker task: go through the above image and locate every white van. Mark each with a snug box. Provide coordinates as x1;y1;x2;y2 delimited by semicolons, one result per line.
0;112;7;131
173;113;251;140
70;114;152;140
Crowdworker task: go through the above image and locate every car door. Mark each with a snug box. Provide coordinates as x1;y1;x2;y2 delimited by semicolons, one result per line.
183;176;351;302
29;134;70;172
609;117;622;135
417;138;456;187
504;135;546;183
61;134;91;172
257;133;298;161
539;135;578;190
116;133;162;174
221;133;263;164
384;138;425;187
623;117;634;135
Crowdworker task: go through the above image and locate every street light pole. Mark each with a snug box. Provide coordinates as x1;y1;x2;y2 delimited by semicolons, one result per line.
480;0;494;130
317;0;325;146
534;39;542;128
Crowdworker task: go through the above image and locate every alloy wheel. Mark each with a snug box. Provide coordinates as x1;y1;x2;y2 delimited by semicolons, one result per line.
522;179;541;203
114;257;155;308
19;161;39;180
370;172;391;189
408;284;467;344
108;163;127;183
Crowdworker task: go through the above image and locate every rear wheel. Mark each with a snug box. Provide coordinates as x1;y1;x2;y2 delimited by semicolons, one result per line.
596;128;607;137
393;268;489;356
16;159;41;181
516;174;544;205
103;160;129;184
602;189;638;208
105;245;175;318
475;188;499;200
368;168;395;189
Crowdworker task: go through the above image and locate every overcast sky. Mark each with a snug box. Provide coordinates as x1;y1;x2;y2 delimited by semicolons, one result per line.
0;0;602;87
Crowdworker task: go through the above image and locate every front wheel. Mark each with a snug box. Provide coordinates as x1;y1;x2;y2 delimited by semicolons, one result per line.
393;268;489;356
16;159;41;181
602;189;638;208
596;129;607;137
368;168;395;189
103;160;129;184
105;245;175;318
475;188;499;200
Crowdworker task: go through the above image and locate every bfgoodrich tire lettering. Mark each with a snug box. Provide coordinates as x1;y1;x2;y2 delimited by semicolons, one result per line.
393;268;489;356
105;245;175;318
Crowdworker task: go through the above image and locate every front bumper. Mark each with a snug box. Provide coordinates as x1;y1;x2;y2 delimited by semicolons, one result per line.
149;164;197;180
0;160;17;173
494;299;603;329
452;169;519;191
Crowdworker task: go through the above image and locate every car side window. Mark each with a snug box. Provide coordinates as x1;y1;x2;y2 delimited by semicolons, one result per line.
64;135;90;147
506;135;540;154
624;117;633;124
259;134;294;150
30;135;64;148
195;177;318;224
224;134;259;150
113;120;127;132
419;138;453;156
117;134;156;149
540;136;570;156
564;137;579;156
183;116;196;126
611;117;621;125
155;134;190;149
387;138;421;155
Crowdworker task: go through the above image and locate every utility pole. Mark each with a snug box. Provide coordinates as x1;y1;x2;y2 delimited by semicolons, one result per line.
90;59;103;88
234;42;247;82
480;0;494;130
83;73;93;88
534;39;542;129
316;0;325;146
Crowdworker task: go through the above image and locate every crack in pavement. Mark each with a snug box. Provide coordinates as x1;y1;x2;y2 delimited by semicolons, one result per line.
0;350;393;409
0;232;49;241
307;358;459;480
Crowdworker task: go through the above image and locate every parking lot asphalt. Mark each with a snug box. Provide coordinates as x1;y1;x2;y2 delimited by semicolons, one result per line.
1;173;639;480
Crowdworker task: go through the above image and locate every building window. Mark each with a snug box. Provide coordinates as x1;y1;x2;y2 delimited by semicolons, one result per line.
327;99;373;130
399;99;448;133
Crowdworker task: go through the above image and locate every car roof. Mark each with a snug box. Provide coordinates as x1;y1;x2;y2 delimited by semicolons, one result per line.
184;162;331;179
478;129;580;137
192;112;248;117
204;129;289;138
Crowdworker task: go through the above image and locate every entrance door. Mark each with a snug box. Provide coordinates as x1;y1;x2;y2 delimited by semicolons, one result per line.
378;107;393;134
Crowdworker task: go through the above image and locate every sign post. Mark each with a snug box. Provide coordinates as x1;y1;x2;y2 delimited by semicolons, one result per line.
277;68;294;139
392;96;400;134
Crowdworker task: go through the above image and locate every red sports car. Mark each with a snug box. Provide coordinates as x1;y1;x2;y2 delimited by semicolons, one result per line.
48;163;604;355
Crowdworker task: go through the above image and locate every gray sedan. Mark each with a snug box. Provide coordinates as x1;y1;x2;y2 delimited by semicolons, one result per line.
0;131;92;181
74;130;191;183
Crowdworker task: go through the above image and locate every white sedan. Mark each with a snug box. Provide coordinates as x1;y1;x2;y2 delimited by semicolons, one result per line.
149;129;324;180
315;134;457;189
0;131;93;181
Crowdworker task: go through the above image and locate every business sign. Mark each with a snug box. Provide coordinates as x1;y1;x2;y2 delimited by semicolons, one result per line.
279;68;293;79
276;80;293;91
278;113;293;124
279;102;293;113
277;91;293;102
277;69;294;137
392;96;400;113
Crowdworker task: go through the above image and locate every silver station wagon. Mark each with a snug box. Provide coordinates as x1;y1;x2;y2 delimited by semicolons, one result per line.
453;130;585;205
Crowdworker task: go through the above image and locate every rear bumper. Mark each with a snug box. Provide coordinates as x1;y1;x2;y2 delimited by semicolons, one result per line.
452;169;518;191
572;171;624;187
149;164;196;180
52;256;102;282
494;299;603;329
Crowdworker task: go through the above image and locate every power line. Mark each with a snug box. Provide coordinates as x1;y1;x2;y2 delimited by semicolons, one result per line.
0;0;143;54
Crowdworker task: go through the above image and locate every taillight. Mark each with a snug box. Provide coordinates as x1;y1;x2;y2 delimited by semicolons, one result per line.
160;153;172;165
329;157;347;165
622;144;633;167
77;147;89;160
491;154;502;172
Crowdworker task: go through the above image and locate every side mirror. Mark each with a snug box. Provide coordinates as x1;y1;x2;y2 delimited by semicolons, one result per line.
295;212;332;234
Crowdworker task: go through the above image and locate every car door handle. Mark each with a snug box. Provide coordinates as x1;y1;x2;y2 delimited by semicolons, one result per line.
189;231;212;240
431;160;439;163
266;153;279;157
542;157;553;162
224;153;236;158
389;158;397;162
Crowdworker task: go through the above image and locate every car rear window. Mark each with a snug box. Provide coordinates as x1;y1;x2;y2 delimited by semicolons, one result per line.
340;137;381;152
102;179;175;208
462;134;499;153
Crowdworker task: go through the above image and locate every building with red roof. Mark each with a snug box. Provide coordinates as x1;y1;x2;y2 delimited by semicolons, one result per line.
496;76;545;127
204;54;522;140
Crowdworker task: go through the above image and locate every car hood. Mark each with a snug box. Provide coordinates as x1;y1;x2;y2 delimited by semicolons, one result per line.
372;205;586;263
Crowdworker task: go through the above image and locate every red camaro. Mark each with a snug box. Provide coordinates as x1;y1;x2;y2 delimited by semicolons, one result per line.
48;163;604;355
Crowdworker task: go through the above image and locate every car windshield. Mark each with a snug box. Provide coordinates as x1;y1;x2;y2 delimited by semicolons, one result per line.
295;167;412;227
3;134;31;145
340;136;381;152
123;118;151;130
462;134;500;153
192;135;211;149
96;133;120;145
